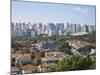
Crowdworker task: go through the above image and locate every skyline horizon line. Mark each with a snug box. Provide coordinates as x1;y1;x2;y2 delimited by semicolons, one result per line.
11;21;96;26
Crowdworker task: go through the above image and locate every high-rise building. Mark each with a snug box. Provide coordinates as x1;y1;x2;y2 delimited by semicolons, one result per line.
56;23;64;35
21;23;27;37
14;23;24;37
84;24;89;32
31;30;35;38
76;24;81;32
11;22;93;38
21;23;26;30
66;23;71;35
38;22;43;35
48;23;56;36
80;24;85;32
89;25;96;33
32;24;36;31
43;24;48;35
70;23;76;33
26;28;31;38
11;22;16;38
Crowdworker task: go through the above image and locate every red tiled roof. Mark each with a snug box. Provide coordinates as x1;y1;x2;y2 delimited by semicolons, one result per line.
21;64;36;72
11;67;19;72
42;57;64;61
45;52;64;54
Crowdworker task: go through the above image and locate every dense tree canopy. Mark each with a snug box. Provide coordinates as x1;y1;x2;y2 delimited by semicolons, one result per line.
58;42;72;54
49;55;95;72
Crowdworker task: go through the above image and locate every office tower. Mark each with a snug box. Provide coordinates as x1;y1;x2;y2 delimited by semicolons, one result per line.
80;24;84;32
14;22;23;37
32;24;36;31
18;22;22;31
84;24;89;32
31;30;35;38
56;23;64;35
11;22;16;38
74;24;77;33
34;23;38;36
56;23;64;30
21;23;26;30
25;24;30;31
43;24;48;35
70;23;73;33
70;23;76;33
48;23;55;30
55;23;60;36
66;23;71;35
22;23;27;37
93;25;96;31
27;22;32;30
89;25;96;33
11;22;14;30
76;24;81;32
14;23;19;37
18;23;23;37
48;28;52;36
26;28;31;38
48;23;56;36
38;22;43;35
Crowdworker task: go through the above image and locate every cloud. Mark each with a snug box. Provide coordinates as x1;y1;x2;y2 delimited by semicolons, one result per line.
73;7;88;14
73;7;81;11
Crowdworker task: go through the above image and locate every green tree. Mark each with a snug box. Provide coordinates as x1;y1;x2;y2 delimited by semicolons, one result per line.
49;55;95;72
31;38;38;44
58;42;72;54
40;51;45;57
33;56;41;66
31;53;35;60
88;31;96;44
11;57;16;66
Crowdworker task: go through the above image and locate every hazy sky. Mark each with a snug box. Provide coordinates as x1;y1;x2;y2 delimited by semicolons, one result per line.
12;0;96;25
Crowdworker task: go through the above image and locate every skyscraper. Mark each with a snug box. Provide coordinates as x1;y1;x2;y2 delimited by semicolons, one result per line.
38;22;43;35
31;30;35;38
48;23;56;36
84;24;89;32
70;23;77;33
76;24;81;32
26;28;31;38
66;22;71;35
56;23;64;35
11;22;16;38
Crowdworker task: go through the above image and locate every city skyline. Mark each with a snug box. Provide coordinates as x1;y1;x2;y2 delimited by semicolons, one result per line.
11;22;96;39
12;1;96;25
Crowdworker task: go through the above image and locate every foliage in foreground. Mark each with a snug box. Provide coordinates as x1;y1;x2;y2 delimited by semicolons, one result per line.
49;55;96;72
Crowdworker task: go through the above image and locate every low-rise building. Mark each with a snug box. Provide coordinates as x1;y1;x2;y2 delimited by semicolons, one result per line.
69;41;87;49
21;64;37;74
11;67;20;75
17;54;32;65
41;52;65;67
